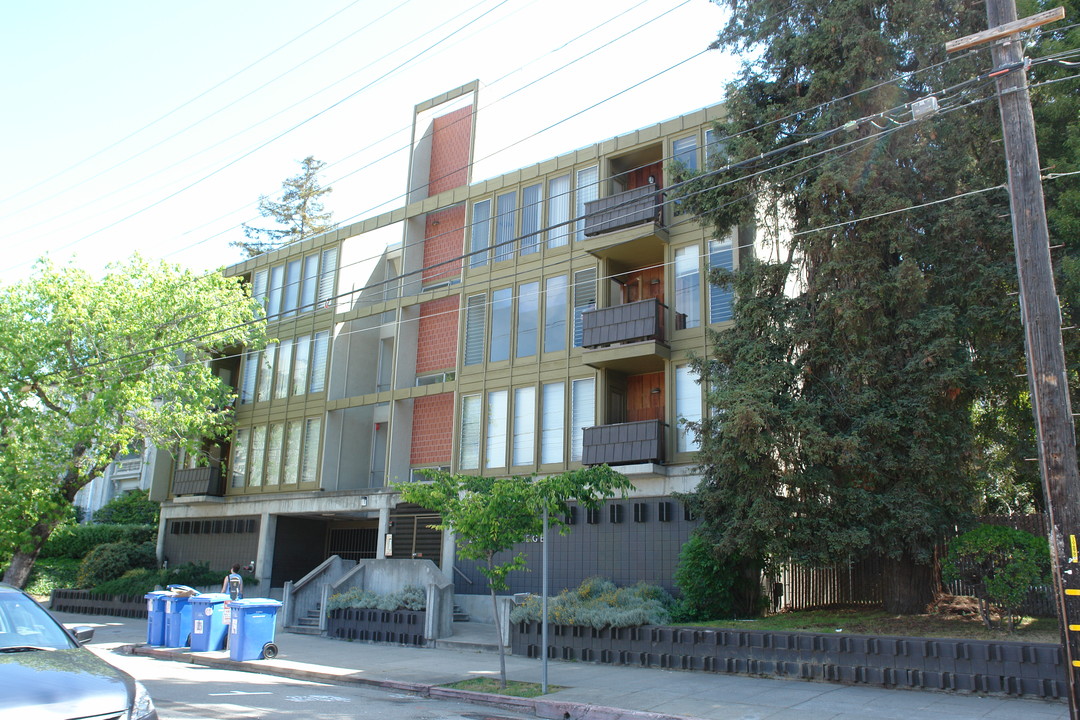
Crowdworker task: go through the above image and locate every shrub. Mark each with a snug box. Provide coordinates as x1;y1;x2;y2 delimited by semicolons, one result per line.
671;532;742;622
91;562;258;597
24;558;82;598
40;524;157;560
93;489;160;525
326;585;426;614
509;577;673;629
942;524;1051;631
75;541;158;589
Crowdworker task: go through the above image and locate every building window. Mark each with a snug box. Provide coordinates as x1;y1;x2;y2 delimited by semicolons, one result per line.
544;275;568;353
284;420;302;485
464;294;486;366
257;343;277;402
516;282;539;358
575;166;598;241
310;331;329;393
541;382;565;464
274;339;293;400
282;258;302;318
486;390;508;469
318;247;338;309
470;199;491;268
676;365;702;452
709;233;735;324
266;265;284;319
675;246;701;329
494;190;516;262
547;174;570;249
521;183;542;255
249;425;267;487
266;423;283;486
240;350;258;405
252;269;269;312
704;128;725;167
513;386;536;466
460;395;481;470
292;335;310;395
571;377;595;462
231;428;249;489
673;135;698;171
572;269;597;348
490;288;512;363
300;254;320;312
301;417;321;484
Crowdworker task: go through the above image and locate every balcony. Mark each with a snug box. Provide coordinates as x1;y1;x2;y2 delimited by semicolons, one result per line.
581;186;668;266
172;466;224;497
582;419;666;466
581;299;670;373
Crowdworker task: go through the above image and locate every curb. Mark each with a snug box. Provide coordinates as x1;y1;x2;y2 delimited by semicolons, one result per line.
122;644;696;720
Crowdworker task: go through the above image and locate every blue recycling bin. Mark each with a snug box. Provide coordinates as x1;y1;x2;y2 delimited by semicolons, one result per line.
144;591;170;646
228;598;282;661
164;594;195;647
189;593;231;652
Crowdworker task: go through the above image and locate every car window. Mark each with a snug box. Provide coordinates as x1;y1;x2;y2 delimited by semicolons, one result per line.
0;594;76;649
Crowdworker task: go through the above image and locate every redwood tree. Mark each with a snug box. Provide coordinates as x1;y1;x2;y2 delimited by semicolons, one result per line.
679;0;1028;613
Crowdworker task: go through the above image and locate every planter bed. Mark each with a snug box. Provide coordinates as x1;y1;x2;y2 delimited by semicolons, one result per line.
326;608;427;647
511;622;1066;700
50;589;147;618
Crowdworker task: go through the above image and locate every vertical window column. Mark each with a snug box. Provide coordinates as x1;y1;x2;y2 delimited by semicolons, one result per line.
544;275;568;353
494;190;517;262
521;183;542;255
231;429;249;488
513;387;536;466
470;199;491;268
570;377;595;462
490;288;512;363
676;365;702;452
464;294;486;366
675;246;701;329
516;282;539;358
575;166;598;241
572;269;597;348
547;175;570;249
709;233;735;324
486;390;508;469
310;331;329;393
541;382;565;464
459;395;481;470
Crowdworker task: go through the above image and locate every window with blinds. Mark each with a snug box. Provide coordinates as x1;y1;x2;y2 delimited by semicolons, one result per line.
675;246;701;329
709;233;735;324
470;199;491;268
292;335;310;395
274;339;292;400
486;390;508;469
249;425;267;487
266;423;284;486
572;269;597;348
545;275;567;353
575;166;598;242
317;247;338;309
513;387;536;466
494;191;516;262
676;365;702;452
257;343;277;402
231;428;249;488
251;246;337;321
240;351;258;404
464;294;486;366
283;420;302;485
301;417;321;484
547;174;570;249
459;395;481;470
310;331;329;393
490;288;512;363
541;382;565;464
516;282;539;358
521;183;542;255
570;377;595;462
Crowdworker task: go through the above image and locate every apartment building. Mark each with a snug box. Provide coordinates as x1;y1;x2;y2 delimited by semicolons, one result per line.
156;82;754;602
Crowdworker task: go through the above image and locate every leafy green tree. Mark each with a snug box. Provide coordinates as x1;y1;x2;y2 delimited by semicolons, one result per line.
942;524;1051;631
235;155;334;257
0;256;265;587
395;466;632;689
678;0;1026;613
672;532;744;622
92;488;159;526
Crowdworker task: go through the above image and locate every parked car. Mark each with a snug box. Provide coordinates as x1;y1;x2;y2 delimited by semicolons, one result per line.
0;582;157;719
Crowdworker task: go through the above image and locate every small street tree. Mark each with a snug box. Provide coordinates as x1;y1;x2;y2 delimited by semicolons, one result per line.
396;466;632;689
0;256;265;587
234;155;334;258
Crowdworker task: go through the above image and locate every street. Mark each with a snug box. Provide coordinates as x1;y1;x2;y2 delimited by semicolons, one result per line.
89;647;532;720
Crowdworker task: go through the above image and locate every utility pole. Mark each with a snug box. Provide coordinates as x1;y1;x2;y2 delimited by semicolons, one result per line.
948;4;1080;714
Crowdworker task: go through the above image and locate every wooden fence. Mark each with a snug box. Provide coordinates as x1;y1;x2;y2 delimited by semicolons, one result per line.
771;514;1055;616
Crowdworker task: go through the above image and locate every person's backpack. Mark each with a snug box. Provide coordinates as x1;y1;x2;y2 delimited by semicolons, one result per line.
227;574;243;600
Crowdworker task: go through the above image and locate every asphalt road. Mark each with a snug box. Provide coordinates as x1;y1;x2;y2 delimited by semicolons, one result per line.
90;647;533;720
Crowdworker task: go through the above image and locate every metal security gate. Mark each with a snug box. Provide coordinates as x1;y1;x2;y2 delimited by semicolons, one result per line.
326;527;378;562
389;504;442;565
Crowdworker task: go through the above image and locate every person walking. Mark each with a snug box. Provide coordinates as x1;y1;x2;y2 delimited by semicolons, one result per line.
222;564;244;600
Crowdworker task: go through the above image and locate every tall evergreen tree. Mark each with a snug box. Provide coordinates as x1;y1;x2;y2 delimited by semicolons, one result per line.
679;0;1029;613
234;156;334;258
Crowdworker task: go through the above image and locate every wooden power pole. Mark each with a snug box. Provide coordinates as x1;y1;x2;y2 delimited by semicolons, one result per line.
949;3;1080;713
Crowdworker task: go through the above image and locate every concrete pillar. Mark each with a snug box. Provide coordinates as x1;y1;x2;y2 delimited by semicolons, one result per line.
255;512;277;589
376;506;390;559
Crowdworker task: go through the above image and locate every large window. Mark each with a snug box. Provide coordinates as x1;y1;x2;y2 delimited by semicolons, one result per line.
252;247;338;320
709;234;735;324
240;351;258;404
486;390;508;469
292;335;310;395
284;420;302;486
464;294;486;366
541;382;565;464
521;183;542;255
249;426;267;488
675;246;701;329
570;378;595;462
673;135;698;171
310;331;329;393
301;417;321;484
516;282;539;358
470;199;491;268
266;423;283;486
240;333;326;403
572;269;597;348
575;166;598;241
257;343;276;402
513;387;536;466
547;174;570;249
494;191;516;262
676;365;702;452
490;288;512;363
460;395;482;470
544;275;568;353
274;339;292;400
231;429;249;488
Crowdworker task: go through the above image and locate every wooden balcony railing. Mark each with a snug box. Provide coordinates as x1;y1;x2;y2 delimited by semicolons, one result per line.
172;466;224;497
582;419;666;466
582;298;665;348
583;185;663;237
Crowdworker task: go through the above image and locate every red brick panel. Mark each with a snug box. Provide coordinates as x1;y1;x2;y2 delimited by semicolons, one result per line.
416;295;460;374
423;204;464;284
428;105;473;195
410;392;455;465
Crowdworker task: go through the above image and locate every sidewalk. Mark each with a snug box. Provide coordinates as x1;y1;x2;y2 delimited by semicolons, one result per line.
55;612;1068;720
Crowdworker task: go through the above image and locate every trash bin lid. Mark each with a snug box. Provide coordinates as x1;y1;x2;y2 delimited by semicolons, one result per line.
190;593;231;604
144;590;171;599
228;598;282;609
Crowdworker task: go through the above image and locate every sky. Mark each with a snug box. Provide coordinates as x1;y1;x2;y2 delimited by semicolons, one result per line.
0;0;741;284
